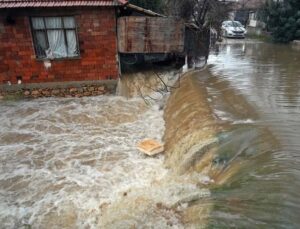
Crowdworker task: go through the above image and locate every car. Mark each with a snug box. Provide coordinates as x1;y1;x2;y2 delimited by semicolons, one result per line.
221;21;247;38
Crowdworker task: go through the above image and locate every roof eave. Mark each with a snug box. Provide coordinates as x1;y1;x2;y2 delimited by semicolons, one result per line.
124;3;166;17
0;0;129;9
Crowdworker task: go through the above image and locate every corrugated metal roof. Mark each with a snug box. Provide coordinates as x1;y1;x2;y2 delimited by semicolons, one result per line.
0;0;128;8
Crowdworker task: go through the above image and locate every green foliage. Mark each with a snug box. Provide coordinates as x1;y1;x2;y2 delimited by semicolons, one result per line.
129;0;163;12
263;0;300;43
3;92;23;101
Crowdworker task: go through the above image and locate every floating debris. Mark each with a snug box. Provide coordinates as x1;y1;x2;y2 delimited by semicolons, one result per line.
137;139;164;156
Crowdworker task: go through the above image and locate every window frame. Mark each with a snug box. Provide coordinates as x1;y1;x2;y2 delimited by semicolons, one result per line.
30;15;81;60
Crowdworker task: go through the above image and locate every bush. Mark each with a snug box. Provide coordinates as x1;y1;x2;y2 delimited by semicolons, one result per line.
263;0;300;43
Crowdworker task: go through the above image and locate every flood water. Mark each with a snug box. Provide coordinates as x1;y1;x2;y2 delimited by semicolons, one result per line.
0;41;299;228
0;71;210;228
205;41;300;228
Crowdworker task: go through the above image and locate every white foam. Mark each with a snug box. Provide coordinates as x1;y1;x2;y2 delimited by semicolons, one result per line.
0;96;210;228
233;119;255;124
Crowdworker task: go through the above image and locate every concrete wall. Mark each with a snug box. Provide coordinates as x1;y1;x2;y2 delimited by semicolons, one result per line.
0;7;119;85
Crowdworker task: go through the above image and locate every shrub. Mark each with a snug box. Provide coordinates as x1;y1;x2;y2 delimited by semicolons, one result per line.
263;0;300;43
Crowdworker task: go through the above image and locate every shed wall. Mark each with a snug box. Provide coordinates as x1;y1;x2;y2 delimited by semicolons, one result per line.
118;17;184;54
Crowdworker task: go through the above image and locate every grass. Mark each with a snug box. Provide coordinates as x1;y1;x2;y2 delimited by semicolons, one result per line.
246;33;272;42
1;91;24;101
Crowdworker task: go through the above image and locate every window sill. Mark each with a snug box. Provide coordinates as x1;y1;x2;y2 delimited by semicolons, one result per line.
36;56;81;61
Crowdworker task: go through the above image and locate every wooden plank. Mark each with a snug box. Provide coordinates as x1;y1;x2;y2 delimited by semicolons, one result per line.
117;17;185;53
137;139;164;156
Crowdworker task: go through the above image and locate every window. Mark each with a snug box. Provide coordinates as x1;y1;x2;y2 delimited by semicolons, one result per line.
31;16;80;59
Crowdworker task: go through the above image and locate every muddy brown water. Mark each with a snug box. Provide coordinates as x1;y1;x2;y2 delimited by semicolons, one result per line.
0;71;210;228
0;41;299;228
163;41;300;228
204;41;300;228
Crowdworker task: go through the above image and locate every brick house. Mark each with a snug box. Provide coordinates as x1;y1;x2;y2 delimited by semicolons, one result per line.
0;0;127;85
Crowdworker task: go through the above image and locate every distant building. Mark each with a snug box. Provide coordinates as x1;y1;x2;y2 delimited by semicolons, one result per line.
226;0;266;34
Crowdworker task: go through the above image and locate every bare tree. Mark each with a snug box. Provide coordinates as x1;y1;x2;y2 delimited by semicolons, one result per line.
164;0;231;29
164;0;232;66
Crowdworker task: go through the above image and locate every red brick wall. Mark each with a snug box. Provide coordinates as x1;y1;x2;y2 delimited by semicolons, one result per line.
0;8;119;84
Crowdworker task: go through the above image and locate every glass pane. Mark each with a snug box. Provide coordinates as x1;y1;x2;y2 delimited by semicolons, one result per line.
63;17;76;28
45;17;62;29
47;30;67;58
35;31;47;58
66;30;78;57
32;17;45;29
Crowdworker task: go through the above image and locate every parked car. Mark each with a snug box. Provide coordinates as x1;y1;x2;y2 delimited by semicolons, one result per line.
222;21;247;38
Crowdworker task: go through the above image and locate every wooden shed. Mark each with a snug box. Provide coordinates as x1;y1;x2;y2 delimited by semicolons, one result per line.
117;16;185;54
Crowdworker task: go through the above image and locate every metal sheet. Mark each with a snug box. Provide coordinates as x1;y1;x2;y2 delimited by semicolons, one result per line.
118;17;185;54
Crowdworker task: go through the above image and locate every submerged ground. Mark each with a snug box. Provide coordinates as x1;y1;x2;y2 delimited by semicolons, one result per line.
0;40;300;228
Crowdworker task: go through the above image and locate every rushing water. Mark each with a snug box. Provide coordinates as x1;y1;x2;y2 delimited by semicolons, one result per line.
0;71;211;228
0;96;167;228
205;41;300;228
0;41;299;228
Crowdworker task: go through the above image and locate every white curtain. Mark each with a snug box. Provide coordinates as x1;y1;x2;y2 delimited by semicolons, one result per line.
63;17;75;28
64;17;77;56
45;17;62;29
32;17;44;29
32;17;78;58
32;18;47;57
36;31;47;50
46;17;67;58
66;30;77;57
